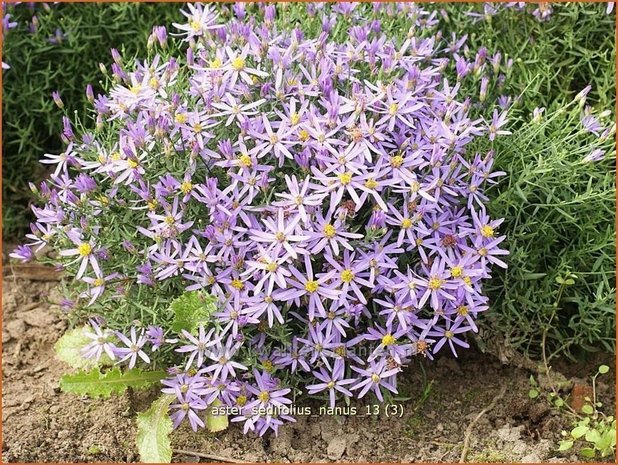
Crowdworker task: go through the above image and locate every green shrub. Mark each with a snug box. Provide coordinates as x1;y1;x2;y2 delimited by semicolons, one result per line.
2;2;182;239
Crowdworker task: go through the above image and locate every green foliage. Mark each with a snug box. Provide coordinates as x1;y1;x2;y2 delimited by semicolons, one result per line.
59;367;166;398
136;395;175;464
557;367;616;459
169;291;218;334
2;2;181;239
484;101;615;359
206;399;230;433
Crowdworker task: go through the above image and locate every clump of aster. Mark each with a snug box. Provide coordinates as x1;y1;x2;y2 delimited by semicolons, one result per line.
14;2;510;437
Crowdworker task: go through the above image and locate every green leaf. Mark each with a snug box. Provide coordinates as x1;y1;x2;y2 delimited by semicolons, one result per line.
54;326;110;369
598;365;610;374
571;425;588;439
579;447;596;458
581;404;594;415
169;291;217;333
136;395;175;464
558;440;573;451
585;428;601;443
206;398;229;433
528;388;539;399
60;367;166;398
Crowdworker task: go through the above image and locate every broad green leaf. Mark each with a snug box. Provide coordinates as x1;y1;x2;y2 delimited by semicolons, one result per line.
581;404;594;415
54;326;110;369
579;447;596;458
570;425;588;439
558;440;573;451
584;428;601;443
136;395;175;464
598;365;610;374
528;388;539;399
169;291;217;333
206;398;229;433
60;367;166;398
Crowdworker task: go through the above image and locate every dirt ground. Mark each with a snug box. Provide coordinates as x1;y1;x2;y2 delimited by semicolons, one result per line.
2;277;615;463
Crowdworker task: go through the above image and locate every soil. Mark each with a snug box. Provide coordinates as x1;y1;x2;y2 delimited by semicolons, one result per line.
2;277;615;463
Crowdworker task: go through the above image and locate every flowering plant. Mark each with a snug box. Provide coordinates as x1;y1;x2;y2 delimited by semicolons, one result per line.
12;3;509;458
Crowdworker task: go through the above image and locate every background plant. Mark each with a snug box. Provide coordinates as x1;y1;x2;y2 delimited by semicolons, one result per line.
2;2;181;239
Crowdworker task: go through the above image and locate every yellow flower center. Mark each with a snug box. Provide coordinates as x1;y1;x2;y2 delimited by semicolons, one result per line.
275;232;286;242
127;159;139;169
78;243;92;256
175;113;188;124
390;155;404;168
258;391;270;403
238;154;253;168
210;57;222;68
450;266;463;278
190;19;201;32
364;178;378;190
266;262;278;273
236;395;247;407
341;269;355;283
231;57;246;71
457;305;469;316
478;247;488;257
323;224;337;238
147;199;158;210
290;112;300;125
445;330;454;339
428;277;442;290
338;172;352;185
382;334;396;346
180;181;193;194
298;129;310;142
164;216;175;225
480;225;495;238
463;276;472;286
371;373;381;383
93;278;105;287
401;218;413;229
231;279;244;290
410;180;420;192
327;381;335;389
388;103;398;115
305;280;319;293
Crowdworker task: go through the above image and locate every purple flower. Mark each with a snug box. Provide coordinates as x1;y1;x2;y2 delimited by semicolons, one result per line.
306;364;355;408
115;327;150;368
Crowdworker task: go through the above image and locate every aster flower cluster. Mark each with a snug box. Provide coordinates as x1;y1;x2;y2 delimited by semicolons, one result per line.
13;3;509;436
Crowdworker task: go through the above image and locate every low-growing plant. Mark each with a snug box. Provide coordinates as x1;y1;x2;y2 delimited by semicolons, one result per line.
557;365;616;459
12;3;511;460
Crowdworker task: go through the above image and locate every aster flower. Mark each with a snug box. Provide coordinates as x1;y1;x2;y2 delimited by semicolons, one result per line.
81;319;117;361
306;364;355;408
176;326;219;369
350;359;401;401
115;327;150;369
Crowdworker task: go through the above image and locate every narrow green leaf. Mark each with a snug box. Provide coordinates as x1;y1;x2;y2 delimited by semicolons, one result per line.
60;367;166;398
136;395;175;464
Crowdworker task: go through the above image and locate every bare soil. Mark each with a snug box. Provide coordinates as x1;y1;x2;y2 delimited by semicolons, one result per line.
2;277;615;463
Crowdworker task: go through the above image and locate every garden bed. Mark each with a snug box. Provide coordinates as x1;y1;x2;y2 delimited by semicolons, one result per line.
3;277;613;463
